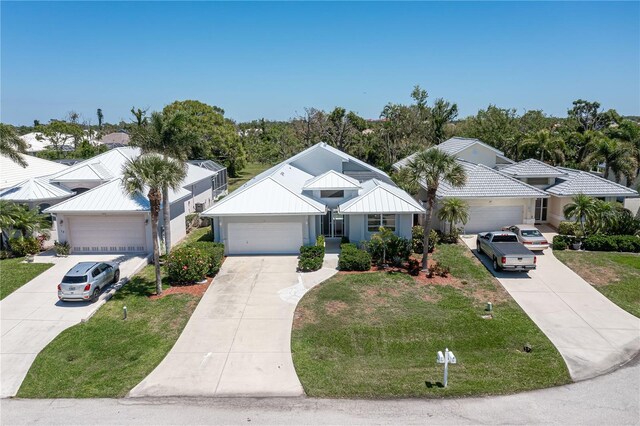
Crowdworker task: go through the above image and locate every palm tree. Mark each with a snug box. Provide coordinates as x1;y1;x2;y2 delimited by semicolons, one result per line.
122;154;187;295
587;199;618;234
521;129;566;165
130;111;196;254
431;98;458;144
582;137;637;184
437;198;469;234
0;201;51;248
563;194;596;235
0;124;28;167
408;149;466;272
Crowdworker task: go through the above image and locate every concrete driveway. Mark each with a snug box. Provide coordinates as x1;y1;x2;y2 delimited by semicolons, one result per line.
0;252;148;398
130;254;339;397
461;234;640;381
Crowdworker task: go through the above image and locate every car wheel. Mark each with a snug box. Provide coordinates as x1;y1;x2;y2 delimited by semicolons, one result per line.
476;243;482;254
91;287;101;303
112;270;120;284
493;258;502;272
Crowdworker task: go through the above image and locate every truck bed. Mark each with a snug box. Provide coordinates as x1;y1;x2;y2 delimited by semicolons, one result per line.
490;242;535;257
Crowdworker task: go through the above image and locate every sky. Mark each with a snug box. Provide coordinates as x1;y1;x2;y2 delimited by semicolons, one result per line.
1;1;639;126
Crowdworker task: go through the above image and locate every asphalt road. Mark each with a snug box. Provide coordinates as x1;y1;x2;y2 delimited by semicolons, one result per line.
2;356;639;425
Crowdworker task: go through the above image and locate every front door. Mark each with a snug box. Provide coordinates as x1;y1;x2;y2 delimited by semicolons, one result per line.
535;198;548;222
321;211;344;237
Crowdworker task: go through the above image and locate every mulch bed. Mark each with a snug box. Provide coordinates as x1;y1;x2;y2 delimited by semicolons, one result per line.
338;257;456;285
149;276;212;300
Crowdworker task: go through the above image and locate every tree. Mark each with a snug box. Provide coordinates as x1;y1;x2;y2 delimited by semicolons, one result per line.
324;107;366;152
521;129;567;165
431;98;458;144
563;194;596;235
582;137;637;183
567;99;606;133
586;199;618;234
437;198;469;234
131;106;149;127
0;124;28;167
607;119;640;183
39;120;83;154
457;105;519;155
97;108;104;130
408;149;466;272
121;154;186;294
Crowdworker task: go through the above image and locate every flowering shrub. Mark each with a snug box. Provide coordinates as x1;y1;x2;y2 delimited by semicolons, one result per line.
188;241;225;276
166;247;209;284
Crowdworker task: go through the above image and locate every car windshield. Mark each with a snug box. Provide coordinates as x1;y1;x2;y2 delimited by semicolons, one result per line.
521;230;542;237
492;235;518;243
62;275;88;284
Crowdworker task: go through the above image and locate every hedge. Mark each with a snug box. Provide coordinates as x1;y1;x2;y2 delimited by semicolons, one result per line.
298;243;325;272
557;221;580;236
583;235;640;253
188;241;225;276
338;243;372;271
8;237;40;257
166;246;209;284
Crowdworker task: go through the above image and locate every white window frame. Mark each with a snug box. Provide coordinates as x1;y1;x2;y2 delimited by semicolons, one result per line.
367;214;396;232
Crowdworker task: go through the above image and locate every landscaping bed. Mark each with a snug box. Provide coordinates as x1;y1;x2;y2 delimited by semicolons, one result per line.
0;257;53;300
292;243;570;398
555;251;640;318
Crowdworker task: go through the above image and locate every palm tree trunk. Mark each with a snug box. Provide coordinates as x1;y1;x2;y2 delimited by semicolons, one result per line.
163;185;171;255
149;202;162;295
422;190;436;272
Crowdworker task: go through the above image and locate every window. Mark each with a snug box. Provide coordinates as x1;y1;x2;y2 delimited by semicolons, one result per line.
527;177;550;186
320;190;344;198
367;214;396;232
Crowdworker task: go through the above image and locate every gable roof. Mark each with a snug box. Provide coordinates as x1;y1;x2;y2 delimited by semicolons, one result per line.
547;168;638;197
436;161;549;199
50;162;114;182
0;178;75;202
338;179;425;214
303;170;361;190
500;159;567;178
48;147;140;181
0;154;68;189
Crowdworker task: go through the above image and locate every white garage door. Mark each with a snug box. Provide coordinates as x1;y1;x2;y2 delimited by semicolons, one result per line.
68;215;147;253
227;222;303;255
464;205;523;234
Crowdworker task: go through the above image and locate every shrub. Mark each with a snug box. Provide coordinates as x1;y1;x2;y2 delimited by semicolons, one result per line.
439;230;459;244
0;250;13;259
583;235;618;252
338;246;371;271
341;236;350;245
558;221;580;236
166;246;209;284
407;258;420;276
615;236;639;253
367;229;411;265
316;235;325;247
341;243;358;251
9;237;40;257
552;238;568;251
412;226;439;253
54;241;71;256
298;244;325;272
188;241;225;276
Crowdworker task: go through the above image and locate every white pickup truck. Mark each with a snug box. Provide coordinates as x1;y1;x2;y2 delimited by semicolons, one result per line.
476;231;537;272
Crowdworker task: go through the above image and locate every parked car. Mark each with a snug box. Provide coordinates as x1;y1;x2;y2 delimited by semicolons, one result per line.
477;231;536;272
58;262;120;302
501;224;549;251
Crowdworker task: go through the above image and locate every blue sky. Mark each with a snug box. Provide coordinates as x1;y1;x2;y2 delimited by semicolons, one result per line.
2;1;639;125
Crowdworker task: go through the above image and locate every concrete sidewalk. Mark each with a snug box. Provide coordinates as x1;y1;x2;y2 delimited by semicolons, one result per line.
461;234;640;381
0;252;148;398
129;255;339;397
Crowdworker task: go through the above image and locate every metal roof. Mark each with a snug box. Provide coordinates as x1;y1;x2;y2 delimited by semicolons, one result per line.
50;162;114;182
0;178;75;202
547;168;638;197
48;147;140;181
188;159;226;173
303;170;361;190
500;159;567;178
339;179;425;214
0;154;68;189
436;161;549;199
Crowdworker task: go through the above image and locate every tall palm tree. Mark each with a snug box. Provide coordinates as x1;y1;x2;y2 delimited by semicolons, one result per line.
0;124;28;167
582;137;637;184
587;199;618;234
408;149;466;272
563;194;596;235
431;98;458;144
130;111;196;254
521;129;566;165
437;198;469;234
122;154;187;295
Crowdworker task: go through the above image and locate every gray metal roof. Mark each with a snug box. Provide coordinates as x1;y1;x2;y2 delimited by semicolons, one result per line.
436;161;549;199
0;154;68;190
500;159;567;178
0;178;75;202
303;170;361;190
547;168;638;197
338;179;425;214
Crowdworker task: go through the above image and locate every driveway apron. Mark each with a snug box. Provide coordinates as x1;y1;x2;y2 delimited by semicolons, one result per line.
461;234;640;381
1;252;149;398
129;255;339;397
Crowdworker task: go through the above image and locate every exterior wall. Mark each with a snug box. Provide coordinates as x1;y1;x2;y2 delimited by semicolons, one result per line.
184;178;213;214
548;196;572;228
290;149;343;176
520;177;555;188
346;213;413;244
168;200;187;247
457;145;498;167
624;198;640;218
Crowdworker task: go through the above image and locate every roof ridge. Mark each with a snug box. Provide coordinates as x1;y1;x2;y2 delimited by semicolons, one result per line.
339;180;381;211
268;176;326;212
477;164;548;195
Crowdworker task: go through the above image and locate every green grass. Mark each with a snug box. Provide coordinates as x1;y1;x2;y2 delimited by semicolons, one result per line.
178;227;213;247
292;244;571;398
555;251;640;318
17;265;201;398
0;257;53;300
228;162;274;192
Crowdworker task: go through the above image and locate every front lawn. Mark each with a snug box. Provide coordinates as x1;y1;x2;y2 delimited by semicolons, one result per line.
555;251;640;318
17;264;201;398
292;244;570;398
228;162;274;192
0;257;53;300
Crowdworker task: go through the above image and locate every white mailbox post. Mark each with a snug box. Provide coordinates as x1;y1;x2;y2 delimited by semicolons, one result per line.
436;348;457;387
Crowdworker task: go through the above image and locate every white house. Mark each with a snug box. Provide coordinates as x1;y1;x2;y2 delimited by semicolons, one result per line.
202;143;425;255
394;137;640;232
0;153;69;191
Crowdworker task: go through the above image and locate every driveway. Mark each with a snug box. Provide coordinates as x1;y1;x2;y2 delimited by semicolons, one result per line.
0;252;148;398
461;233;640;381
129;254;339;397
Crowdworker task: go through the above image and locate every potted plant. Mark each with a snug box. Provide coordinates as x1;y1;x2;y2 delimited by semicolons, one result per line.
54;241;70;257
571;231;583;250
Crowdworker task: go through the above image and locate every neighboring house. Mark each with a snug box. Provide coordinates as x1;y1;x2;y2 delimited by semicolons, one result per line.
20;132;74;153
1;147;216;254
98;132;131;149
0;153;68;190
188;160;228;201
202;142;424;255
394;137;640;232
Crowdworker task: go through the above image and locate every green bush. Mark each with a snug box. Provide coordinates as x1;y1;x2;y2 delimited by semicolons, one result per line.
552;235;568;251
316;235;325;247
54;241;71;256
341;236;350;245
367;230;411;264
411;226;439;253
9;237;40;257
298;244;325;272
558;221;580;236
341;243;358;251
582;235;640;253
188;241;225;276
338;246;372;271
166;246;209;284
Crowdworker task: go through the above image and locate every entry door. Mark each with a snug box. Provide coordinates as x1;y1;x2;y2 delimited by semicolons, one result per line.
535;199;548;222
332;213;344;237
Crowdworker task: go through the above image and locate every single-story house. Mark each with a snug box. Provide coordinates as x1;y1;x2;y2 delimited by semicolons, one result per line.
0;153;69;191
1;147;218;254
394;137;640;232
202;142;425;255
98;132;131;150
187;159;228;201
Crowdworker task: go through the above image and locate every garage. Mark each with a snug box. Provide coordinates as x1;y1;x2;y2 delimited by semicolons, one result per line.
227;221;303;255
464;205;523;233
68;215;147;253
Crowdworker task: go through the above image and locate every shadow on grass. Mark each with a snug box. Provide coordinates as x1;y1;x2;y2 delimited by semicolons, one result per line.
425;381;444;388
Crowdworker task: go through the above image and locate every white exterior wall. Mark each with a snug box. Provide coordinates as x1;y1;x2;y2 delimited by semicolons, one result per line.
548;196;572;228
184;178;213;214
624;198;640;217
456;198;535;232
347;213;413;244
168;200;187;247
457;145;497;167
